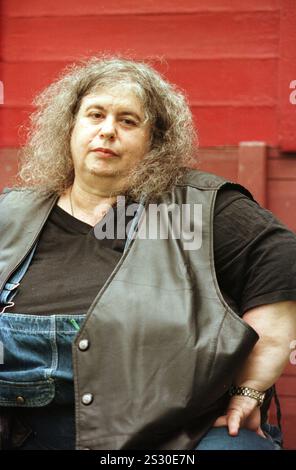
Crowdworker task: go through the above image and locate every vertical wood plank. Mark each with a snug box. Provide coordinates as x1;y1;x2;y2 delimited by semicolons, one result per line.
238;142;267;206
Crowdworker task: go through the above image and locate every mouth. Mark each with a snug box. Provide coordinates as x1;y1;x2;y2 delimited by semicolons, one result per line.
92;148;119;157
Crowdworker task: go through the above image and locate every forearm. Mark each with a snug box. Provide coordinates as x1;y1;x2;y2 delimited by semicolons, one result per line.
234;300;296;391
214;300;296;435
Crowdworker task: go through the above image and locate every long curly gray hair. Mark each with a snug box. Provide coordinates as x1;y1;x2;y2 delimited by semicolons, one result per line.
16;55;198;202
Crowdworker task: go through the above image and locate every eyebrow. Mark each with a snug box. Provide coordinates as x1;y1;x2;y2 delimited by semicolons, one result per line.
84;104;142;122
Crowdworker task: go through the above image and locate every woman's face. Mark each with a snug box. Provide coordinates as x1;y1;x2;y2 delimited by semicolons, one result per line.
70;87;151;187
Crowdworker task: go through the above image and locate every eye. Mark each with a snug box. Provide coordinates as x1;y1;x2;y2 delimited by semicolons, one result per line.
89;111;103;119
121;118;137;126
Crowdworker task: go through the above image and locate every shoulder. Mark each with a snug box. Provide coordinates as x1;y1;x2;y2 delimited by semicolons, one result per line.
1;186;36;197
214;186;282;228
214;186;296;265
215;187;259;215
0;186;51;201
177;168;228;190
0;187;57;216
0;186;31;204
177;168;255;201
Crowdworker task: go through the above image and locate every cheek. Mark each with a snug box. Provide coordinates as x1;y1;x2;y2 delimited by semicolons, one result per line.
128;142;145;160
128;132;150;157
71;126;89;152
138;134;151;157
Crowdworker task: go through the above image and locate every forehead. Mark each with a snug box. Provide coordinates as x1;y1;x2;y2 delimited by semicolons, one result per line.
79;87;145;115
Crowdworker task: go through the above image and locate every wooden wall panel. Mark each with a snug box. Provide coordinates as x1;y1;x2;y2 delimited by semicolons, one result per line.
2;0;281;17
0;2;282;148
269;157;296;178
267;180;296;231
0;107;31;147
2;13;279;62
195;147;238;181
2;58;278;108
193;107;278;147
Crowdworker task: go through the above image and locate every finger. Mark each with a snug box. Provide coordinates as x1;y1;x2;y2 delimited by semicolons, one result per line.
256;427;267;439
213;416;227;427
227;412;241;436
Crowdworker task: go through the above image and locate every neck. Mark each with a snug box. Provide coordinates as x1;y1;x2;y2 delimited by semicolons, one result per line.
70;182;118;214
57;181;120;226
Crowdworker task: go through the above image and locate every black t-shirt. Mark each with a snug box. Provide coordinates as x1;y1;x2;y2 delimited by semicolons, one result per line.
9;187;296;316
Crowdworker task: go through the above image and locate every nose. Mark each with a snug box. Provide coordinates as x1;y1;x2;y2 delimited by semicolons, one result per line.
98;115;116;140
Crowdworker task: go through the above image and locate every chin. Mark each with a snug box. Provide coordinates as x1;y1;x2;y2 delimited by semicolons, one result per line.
89;167;120;177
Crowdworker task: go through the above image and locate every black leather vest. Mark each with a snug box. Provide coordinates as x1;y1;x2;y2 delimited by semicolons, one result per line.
0;169;259;449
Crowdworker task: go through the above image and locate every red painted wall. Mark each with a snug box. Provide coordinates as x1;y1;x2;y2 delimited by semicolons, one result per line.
1;0;296;149
0;0;296;449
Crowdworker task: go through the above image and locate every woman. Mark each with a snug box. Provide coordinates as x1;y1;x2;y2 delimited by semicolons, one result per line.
0;56;296;450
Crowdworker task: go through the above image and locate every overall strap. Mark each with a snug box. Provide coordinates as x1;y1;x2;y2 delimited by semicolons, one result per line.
0;242;38;314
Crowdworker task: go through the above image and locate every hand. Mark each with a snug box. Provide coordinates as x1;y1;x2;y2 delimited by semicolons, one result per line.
213;395;266;438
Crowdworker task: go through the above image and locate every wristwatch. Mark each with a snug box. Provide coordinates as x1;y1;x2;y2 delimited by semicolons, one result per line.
229;385;266;407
